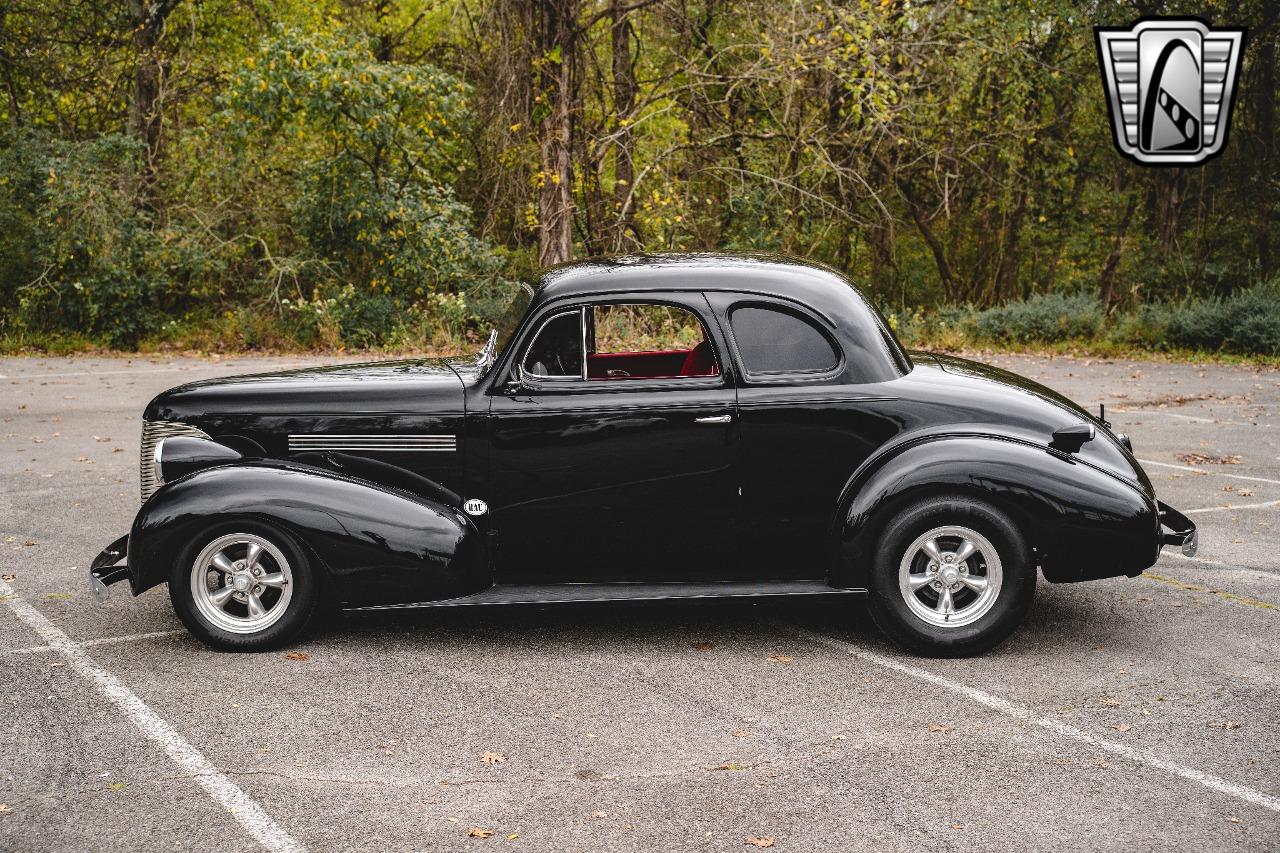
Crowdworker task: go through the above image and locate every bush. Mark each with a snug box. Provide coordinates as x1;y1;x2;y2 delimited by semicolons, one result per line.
970;293;1102;344
1165;284;1280;355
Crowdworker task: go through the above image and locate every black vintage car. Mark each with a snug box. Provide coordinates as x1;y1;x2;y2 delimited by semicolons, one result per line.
91;255;1197;655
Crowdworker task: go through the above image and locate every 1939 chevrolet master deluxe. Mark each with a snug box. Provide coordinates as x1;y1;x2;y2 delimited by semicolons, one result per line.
91;255;1197;656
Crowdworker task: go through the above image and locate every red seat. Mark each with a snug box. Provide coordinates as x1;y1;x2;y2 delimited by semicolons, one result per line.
679;340;717;377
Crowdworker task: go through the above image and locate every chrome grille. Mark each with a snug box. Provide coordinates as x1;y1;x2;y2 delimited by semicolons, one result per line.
140;420;210;503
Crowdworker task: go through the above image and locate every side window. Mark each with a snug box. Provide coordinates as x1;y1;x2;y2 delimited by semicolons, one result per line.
729;305;839;375
523;309;584;378
587;303;719;380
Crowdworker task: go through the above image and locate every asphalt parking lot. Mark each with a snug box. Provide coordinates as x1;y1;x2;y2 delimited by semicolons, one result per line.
2;352;1278;852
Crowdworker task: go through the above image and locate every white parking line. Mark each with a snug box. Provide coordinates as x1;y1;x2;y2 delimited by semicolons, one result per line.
780;623;1280;815
1139;458;1280;487
6;629;187;655
0;582;306;853
1185;499;1280;514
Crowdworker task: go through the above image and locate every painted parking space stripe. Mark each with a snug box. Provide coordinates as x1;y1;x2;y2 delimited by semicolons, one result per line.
1139;458;1280;487
778;622;1280;815
6;629;187;656
0;580;306;853
1185;498;1280;514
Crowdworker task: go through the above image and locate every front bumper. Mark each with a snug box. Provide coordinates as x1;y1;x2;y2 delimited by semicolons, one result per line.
1157;500;1198;557
89;534;130;603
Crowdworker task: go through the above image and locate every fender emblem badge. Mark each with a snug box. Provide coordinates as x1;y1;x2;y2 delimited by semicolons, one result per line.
463;498;488;517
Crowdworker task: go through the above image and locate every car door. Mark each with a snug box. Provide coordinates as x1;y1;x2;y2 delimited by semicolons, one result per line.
486;293;741;584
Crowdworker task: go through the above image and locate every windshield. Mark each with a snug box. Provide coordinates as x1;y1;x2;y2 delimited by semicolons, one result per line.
480;281;535;370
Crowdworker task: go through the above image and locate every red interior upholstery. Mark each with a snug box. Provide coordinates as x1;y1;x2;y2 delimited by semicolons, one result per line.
586;341;719;380
679;340;717;377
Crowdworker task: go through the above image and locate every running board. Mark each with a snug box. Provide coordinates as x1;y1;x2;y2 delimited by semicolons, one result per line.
349;580;866;611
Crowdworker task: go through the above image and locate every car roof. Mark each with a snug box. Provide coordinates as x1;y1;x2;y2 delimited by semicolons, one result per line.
529;253;912;382
536;253;853;302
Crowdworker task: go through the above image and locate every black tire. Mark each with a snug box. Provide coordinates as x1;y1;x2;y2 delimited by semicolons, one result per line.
169;520;321;652
865;495;1035;657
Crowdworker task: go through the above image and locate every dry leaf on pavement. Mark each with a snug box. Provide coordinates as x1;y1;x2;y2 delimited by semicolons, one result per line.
467;827;494;838
767;654;793;663
928;723;953;734
731;730;750;738
1209;720;1241;730
481;751;507;765
1109;724;1131;733
745;836;775;848
590;810;609;819
283;652;310;661
1;574;14;582
690;641;715;651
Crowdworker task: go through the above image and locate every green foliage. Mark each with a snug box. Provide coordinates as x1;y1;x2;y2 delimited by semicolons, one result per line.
1164;284;1280;355
971;294;1104;344
0;133;180;347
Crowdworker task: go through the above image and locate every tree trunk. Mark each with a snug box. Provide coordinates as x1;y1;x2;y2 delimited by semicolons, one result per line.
127;0;179;175
1255;15;1276;279
610;0;638;251
1100;192;1138;314
535;0;576;268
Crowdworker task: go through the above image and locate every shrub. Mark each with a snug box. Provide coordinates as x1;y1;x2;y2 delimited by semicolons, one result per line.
1165;283;1280;355
970;293;1102;344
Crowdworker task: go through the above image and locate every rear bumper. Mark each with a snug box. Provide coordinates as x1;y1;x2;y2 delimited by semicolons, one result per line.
89;534;130;603
1157;500;1198;557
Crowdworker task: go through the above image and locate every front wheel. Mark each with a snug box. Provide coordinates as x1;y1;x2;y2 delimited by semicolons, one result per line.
169;523;320;651
866;497;1035;657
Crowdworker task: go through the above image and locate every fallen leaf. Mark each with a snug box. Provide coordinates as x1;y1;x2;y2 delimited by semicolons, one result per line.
731;730;750;738
951;823;964;830
1209;720;1241;730
1109;724;1131;733
1176;453;1241;466
1238;489;1254;497
1228;816;1241;823
467;828;494;838
590;810;609;819
481;751;506;765
690;641;715;651
713;762;747;771
0;804;10;814
283;652;310;661
107;782;126;791
767;654;793;663
1094;757;1111;769
928;723;953;734
44;593;72;600
23;540;36;547
745;836;776;848
1098;696;1122;707
49;661;64;668
1;574;14;582
506;832;519;840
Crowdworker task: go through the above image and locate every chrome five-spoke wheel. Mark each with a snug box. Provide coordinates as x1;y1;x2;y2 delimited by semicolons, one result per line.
898;525;1003;628
190;533;293;634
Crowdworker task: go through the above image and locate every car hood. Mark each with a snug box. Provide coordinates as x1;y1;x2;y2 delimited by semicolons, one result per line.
144;357;467;420
906;351;1153;495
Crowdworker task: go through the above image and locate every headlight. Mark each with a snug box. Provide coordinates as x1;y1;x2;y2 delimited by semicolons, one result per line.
140;421;210;502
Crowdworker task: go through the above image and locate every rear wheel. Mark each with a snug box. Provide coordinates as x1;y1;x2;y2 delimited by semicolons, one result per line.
169;523;319;651
866;497;1034;657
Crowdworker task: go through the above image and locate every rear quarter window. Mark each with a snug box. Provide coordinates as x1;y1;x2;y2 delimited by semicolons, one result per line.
729;305;840;375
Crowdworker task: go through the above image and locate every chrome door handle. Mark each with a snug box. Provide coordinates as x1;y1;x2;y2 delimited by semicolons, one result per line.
694;414;733;425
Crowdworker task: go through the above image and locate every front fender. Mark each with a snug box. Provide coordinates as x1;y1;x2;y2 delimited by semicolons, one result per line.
128;462;485;607
831;435;1160;587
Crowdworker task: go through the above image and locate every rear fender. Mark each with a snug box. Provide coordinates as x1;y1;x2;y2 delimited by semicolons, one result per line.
129;462;484;607
829;435;1160;587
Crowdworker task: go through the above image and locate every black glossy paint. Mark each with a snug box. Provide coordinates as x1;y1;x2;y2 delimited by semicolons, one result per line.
100;254;1189;609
